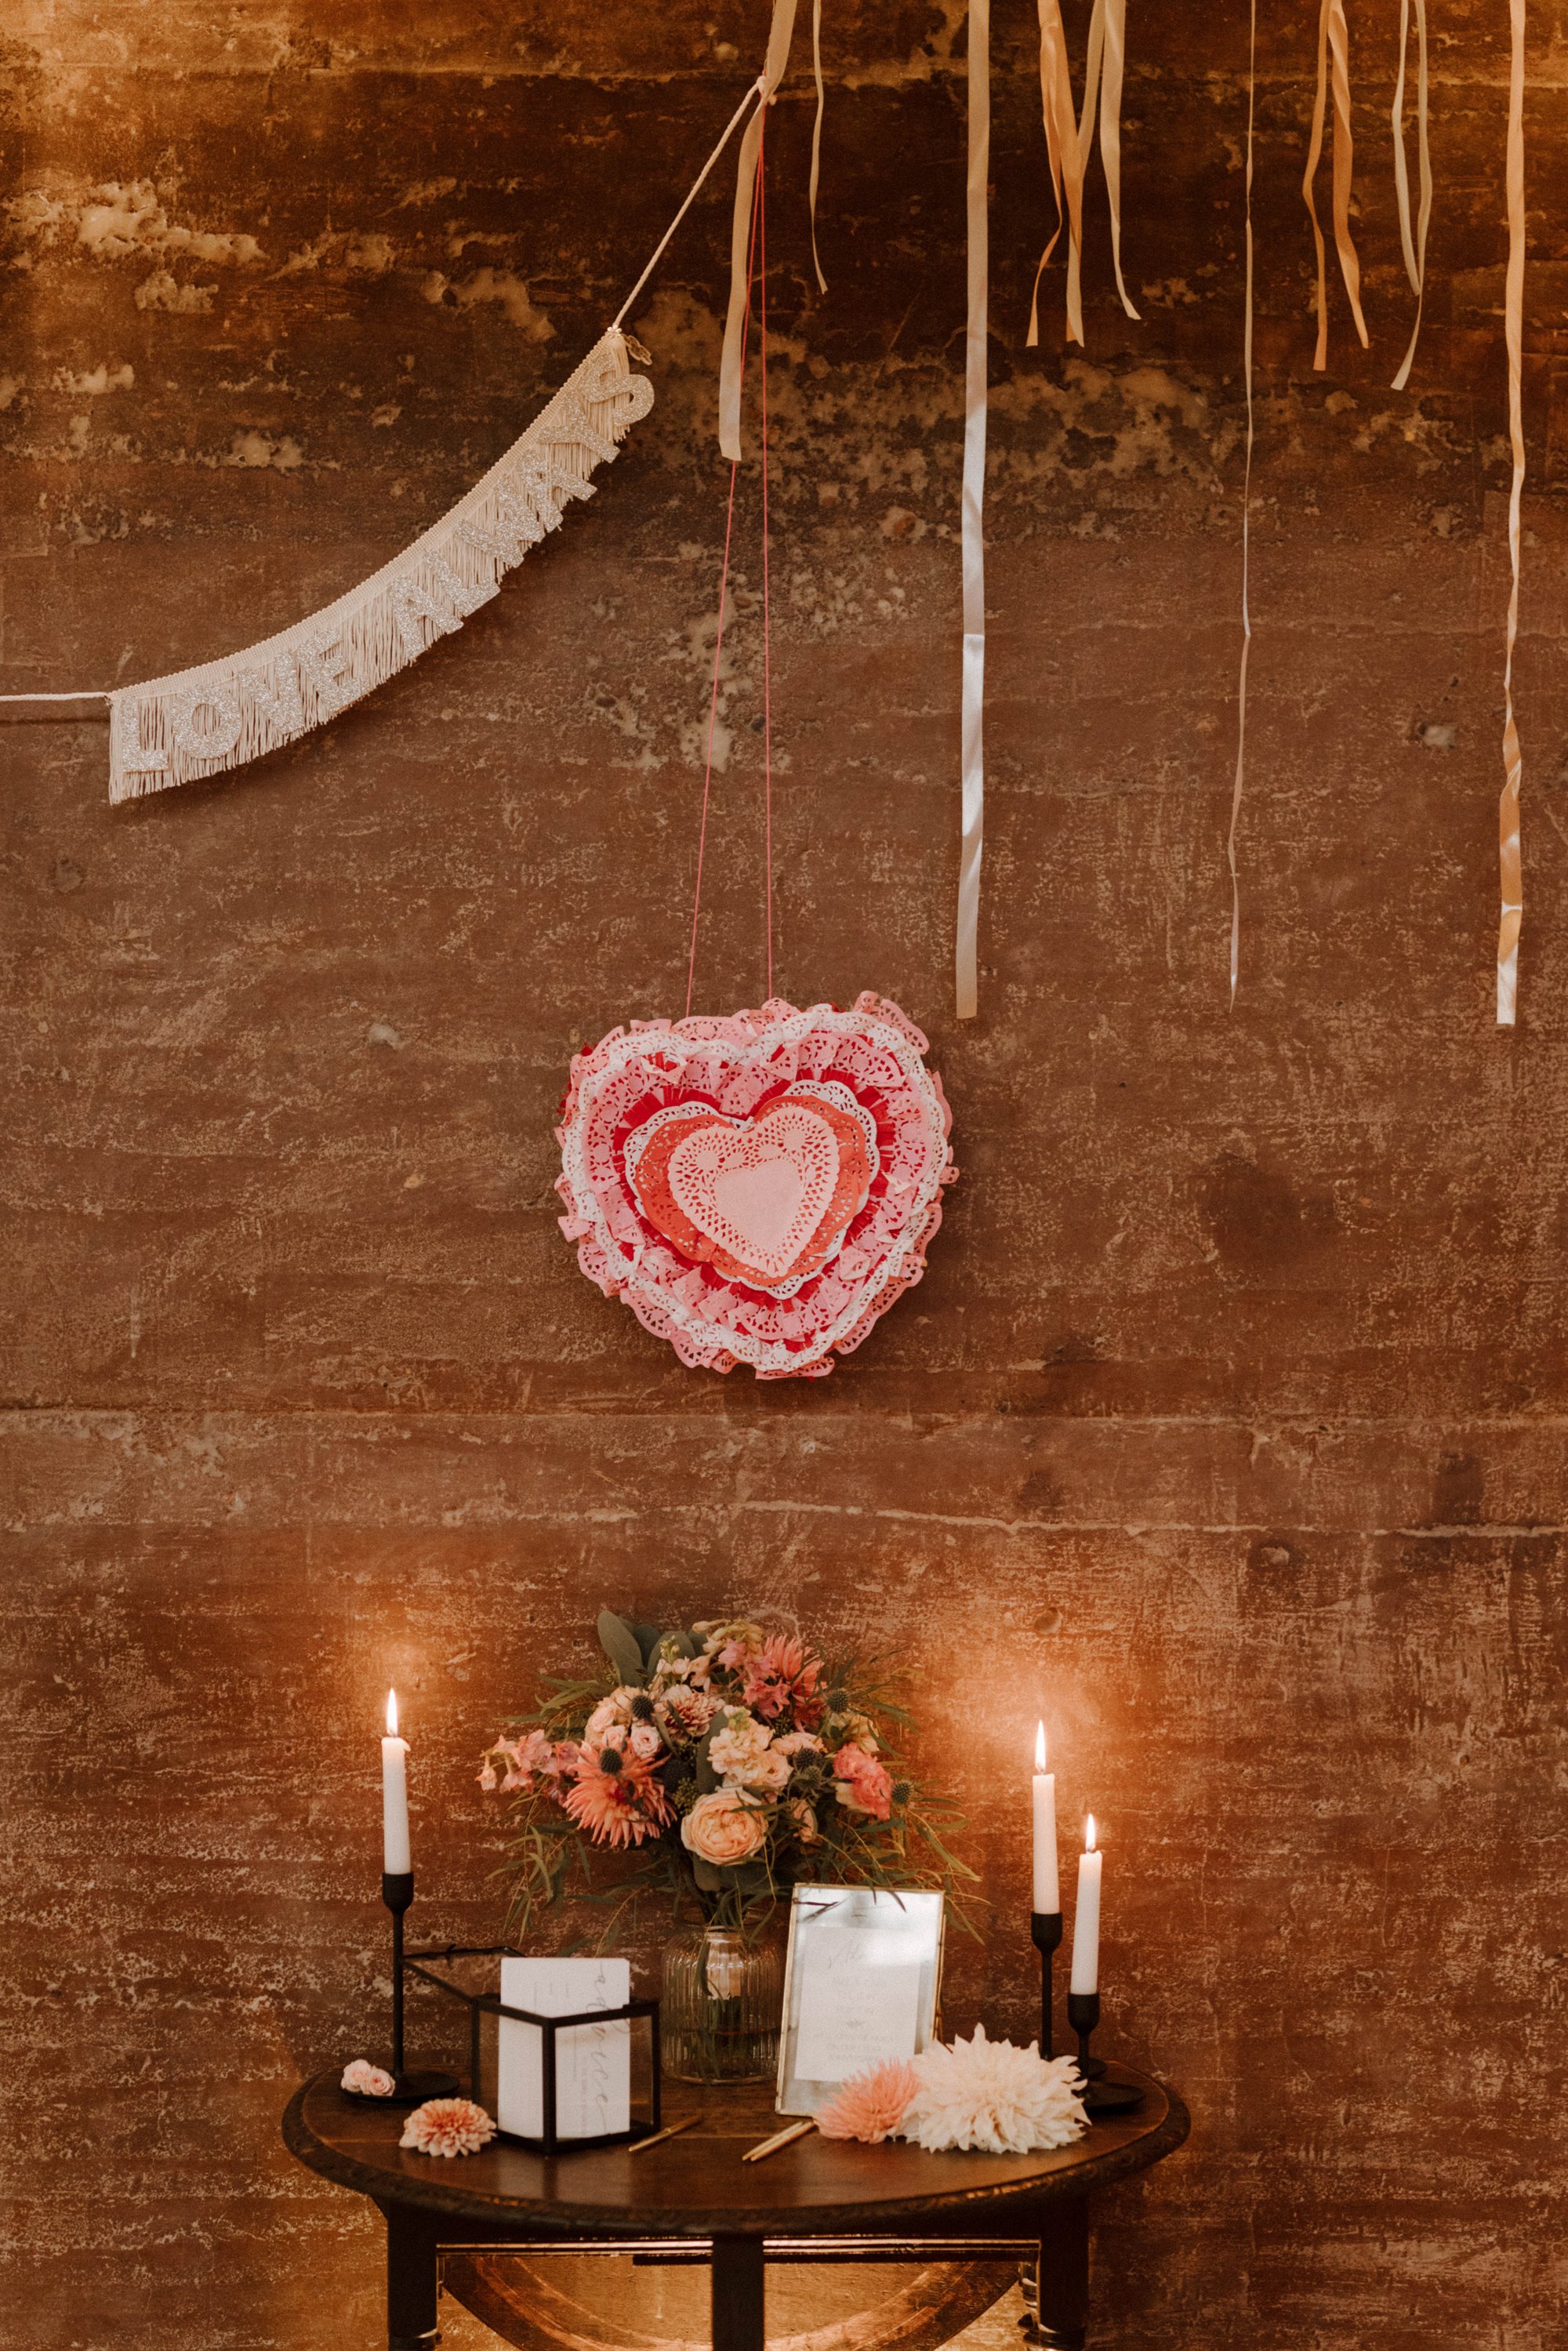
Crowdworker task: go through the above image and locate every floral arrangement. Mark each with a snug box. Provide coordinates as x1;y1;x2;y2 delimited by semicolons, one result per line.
816;2030;1086;2154
479;1609;972;1936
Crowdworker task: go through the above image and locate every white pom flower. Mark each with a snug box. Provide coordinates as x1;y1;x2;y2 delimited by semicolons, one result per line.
901;2025;1087;2155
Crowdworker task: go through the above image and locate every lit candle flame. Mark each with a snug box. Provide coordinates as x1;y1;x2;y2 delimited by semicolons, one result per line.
386;1688;399;1738
1034;1720;1047;1772
1085;1813;1097;1853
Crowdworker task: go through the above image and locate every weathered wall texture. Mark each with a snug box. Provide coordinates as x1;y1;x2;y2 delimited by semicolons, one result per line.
3;2;1566;2346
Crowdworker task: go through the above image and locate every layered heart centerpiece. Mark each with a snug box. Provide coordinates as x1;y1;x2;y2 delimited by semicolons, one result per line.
556;994;956;1378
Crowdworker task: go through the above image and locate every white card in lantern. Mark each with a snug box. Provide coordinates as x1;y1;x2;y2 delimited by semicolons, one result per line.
496;1956;631;2140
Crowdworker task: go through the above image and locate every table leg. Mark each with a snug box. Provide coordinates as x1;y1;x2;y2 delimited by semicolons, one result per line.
385;2201;442;2351
1033;2199;1089;2351
711;2233;766;2351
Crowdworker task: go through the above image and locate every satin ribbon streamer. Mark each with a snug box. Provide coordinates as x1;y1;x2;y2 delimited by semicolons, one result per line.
1228;0;1257;1007
720;0;800;459
1027;0;1138;348
956;0;989;1021
1303;0;1368;371
1389;0;1431;391
1497;0;1526;1024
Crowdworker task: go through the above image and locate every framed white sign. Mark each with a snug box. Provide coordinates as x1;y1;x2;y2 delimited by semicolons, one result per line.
775;1884;946;2117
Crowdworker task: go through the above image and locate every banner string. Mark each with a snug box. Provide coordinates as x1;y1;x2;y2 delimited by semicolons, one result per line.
1;77;764;720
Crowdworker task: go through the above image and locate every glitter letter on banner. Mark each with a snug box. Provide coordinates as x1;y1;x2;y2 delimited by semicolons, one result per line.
555;996;957;1380
107;330;653;801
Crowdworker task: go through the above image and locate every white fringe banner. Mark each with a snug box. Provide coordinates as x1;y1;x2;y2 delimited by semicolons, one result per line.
108;329;653;803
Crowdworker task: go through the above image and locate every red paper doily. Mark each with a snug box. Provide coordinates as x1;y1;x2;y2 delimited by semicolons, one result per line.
556;994;957;1379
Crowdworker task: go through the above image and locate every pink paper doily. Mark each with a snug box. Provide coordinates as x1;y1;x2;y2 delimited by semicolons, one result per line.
555;994;957;1379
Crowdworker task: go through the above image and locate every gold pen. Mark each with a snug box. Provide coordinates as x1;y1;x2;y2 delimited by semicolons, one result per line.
630;2115;702;2156
741;2119;817;2164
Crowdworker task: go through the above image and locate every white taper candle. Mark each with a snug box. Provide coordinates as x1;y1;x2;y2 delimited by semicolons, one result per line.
1069;1815;1102;1994
1031;1721;1059;1912
381;1688;412;1874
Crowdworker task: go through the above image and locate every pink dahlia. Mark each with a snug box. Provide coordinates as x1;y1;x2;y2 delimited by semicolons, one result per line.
399;2097;496;2158
561;1743;674;1847
816;2059;919;2143
832;1740;895;1821
742;1633;826;1725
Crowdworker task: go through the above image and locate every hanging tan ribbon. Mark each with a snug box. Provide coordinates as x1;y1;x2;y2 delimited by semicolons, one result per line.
1497;0;1526;1025
1027;0;1087;347
956;0;989;1020
1302;0;1368;371
719;0;800;459
1389;0;1431;391
1084;0;1140;325
1228;0;1257;1007
1027;0;1138;346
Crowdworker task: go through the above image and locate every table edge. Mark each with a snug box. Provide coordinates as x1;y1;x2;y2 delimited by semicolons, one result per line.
281;2073;1190;2236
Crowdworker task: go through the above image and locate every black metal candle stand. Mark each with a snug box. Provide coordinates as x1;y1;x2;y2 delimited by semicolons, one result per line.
1029;1910;1063;2058
401;1943;663;2155
1065;1989;1144;2117
348;1870;461;2106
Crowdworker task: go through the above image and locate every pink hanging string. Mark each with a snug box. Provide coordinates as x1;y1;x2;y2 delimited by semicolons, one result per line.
684;120;774;1018
759;129;775;1003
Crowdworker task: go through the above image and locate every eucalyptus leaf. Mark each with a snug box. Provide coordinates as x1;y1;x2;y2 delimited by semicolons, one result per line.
631;1622;662;1664
691;1857;727;1892
597;1609;646;1686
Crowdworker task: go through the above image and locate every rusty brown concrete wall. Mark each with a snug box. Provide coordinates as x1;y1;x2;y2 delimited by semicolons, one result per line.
3;3;1566;2346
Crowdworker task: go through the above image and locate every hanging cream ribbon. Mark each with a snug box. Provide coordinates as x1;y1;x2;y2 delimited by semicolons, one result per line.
1302;0;1368;371
719;0;800;460
1228;0;1257;1007
956;0;989;1021
1497;0;1526;1025
1389;0;1431;391
808;0;828;296
1026;0;1138;348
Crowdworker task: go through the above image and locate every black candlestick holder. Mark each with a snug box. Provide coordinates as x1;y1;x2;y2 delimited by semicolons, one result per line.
1065;1988;1144;2117
379;1870;460;2106
1065;1988;1106;2080
1029;1910;1063;2058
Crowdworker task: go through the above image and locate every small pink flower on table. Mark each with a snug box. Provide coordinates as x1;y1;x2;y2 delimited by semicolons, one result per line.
816;2059;920;2143
340;2059;395;2098
399;2098;496;2158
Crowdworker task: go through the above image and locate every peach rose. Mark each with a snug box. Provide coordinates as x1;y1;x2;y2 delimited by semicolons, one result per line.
681;1788;768;1867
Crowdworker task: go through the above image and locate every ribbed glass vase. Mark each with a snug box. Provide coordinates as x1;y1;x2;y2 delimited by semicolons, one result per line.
660;1925;785;2084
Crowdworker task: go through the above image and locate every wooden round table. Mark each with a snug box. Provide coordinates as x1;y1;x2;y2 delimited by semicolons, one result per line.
283;2069;1188;2351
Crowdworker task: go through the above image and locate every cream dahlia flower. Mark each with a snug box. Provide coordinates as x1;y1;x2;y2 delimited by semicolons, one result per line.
901;2026;1087;2155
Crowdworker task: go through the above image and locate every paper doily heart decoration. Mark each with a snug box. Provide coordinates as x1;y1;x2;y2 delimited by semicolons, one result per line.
556;994;958;1380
